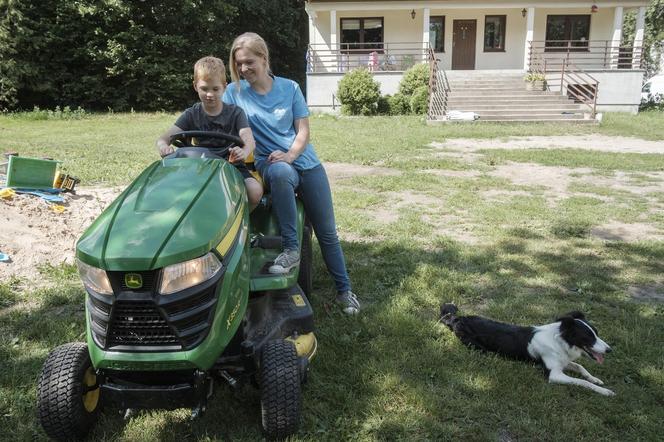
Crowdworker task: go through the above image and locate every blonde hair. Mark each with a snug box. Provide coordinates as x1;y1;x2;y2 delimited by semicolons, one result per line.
193;56;226;84
229;32;271;85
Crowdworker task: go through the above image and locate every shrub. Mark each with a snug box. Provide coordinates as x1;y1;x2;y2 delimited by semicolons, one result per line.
377;95;391;115
337;69;381;115
398;63;430;97
387;93;410;115
639;94;664;111
410;85;429;114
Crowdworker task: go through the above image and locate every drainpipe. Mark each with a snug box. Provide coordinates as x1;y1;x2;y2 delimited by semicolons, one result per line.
523;7;534;71
633;6;646;69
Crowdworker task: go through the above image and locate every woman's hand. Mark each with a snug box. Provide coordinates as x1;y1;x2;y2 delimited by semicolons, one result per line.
268;150;295;164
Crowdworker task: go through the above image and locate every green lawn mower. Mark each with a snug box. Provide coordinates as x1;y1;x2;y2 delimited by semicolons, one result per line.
36;131;317;440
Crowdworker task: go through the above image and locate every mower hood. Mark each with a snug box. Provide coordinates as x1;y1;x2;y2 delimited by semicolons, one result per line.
76;158;246;271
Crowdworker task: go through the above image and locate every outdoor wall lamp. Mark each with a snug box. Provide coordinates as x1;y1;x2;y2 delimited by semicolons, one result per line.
591;4;599;13
521;8;527;18
411;9;416;20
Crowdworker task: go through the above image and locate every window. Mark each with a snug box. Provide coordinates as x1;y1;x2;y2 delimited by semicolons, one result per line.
545;15;591;51
430;16;445;52
340;17;384;52
484;15;506;52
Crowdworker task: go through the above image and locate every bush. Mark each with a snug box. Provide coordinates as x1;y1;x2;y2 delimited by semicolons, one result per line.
377;95;391;115
639;94;664;111
398;63;430;97
337;69;381;116
410;85;429;114
387;93;410;115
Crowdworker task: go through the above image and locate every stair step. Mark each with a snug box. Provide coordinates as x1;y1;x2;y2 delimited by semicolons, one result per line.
447;106;583;112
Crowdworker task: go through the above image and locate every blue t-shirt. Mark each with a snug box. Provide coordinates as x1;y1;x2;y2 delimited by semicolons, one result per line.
223;76;320;171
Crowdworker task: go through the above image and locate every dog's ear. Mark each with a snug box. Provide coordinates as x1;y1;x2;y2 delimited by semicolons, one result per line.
556;311;585;322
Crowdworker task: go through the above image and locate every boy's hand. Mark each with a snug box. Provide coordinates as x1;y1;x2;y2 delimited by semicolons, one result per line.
229;146;248;164
159;144;174;157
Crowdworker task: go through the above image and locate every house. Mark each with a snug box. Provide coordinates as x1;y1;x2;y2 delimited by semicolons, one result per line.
305;0;649;120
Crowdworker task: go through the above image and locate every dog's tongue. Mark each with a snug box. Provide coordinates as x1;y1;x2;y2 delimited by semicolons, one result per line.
592;351;605;364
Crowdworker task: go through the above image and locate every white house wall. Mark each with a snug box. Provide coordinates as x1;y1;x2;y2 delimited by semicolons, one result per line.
306;72;402;112
430;8;526;70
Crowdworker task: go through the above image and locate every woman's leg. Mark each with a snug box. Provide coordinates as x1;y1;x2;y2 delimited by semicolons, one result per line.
261;161;300;250
298;165;351;293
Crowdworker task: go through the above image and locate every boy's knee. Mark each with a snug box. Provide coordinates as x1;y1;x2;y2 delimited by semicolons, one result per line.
245;179;263;208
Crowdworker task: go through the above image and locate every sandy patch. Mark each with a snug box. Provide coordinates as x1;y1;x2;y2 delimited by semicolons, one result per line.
431;135;664;154
577;171;664;197
423;169;482;179
627;284;664;303
489;162;593;195
590;222;664;242
323;162;401;185
1;187;121;282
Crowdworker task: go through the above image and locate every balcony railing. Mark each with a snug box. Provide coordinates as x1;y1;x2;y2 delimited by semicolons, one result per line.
307;42;430;73
528;40;645;71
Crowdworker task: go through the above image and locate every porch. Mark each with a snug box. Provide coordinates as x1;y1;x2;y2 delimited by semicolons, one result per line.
305;1;649;116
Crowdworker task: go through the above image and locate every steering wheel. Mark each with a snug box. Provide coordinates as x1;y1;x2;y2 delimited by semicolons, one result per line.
168;131;245;159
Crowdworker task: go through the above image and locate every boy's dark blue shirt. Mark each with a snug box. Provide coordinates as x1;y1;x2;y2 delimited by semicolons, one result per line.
175;102;248;148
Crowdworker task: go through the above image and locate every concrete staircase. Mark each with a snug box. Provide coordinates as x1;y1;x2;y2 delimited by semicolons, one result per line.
431;71;596;123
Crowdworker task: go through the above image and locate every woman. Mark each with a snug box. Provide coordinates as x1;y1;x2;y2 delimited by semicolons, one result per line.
223;32;360;315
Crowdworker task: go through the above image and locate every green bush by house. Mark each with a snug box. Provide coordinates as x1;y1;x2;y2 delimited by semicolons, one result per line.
337;69;381;116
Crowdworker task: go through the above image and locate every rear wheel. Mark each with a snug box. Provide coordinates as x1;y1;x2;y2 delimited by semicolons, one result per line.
298;224;313;296
37;342;101;441
260;340;301;440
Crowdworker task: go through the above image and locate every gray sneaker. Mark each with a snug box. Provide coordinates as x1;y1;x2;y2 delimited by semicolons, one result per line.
268;249;300;274
336;291;361;315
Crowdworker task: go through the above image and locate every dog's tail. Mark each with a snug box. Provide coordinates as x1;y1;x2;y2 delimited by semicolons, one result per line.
439;303;459;329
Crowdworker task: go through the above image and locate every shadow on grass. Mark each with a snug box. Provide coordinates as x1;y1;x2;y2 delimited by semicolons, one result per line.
2;233;663;441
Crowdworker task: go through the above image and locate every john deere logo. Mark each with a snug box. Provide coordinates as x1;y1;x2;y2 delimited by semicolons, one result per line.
125;273;143;289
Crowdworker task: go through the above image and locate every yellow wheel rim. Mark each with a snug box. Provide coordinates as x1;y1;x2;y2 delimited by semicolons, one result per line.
82;367;100;413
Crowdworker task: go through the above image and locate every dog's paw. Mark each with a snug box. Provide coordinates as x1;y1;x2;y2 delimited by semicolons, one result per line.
588;376;604;385
597;387;615;396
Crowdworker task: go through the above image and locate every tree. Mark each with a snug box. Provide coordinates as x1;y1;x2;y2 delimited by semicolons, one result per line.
622;1;664;76
0;0;308;111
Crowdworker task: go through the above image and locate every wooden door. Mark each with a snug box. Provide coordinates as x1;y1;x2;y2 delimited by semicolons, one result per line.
452;20;477;70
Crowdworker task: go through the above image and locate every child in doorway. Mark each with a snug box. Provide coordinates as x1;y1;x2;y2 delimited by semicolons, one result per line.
156;56;263;209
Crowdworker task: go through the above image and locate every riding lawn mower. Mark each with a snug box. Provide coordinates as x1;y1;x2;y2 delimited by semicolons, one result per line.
36;131;316;440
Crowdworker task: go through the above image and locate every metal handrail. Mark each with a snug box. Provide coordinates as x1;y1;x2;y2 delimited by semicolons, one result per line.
528;40;644;70
307;42;431;73
427;47;450;120
560;61;599;117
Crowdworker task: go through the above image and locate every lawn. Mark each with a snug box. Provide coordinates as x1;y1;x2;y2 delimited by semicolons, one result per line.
1;111;663;441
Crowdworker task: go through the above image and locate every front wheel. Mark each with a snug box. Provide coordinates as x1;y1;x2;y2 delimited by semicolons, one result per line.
37;342;101;441
260;340;301;439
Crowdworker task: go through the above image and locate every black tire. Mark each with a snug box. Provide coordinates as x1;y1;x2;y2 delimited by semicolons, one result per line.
37;342;101;441
298;224;313;296
260;340;301;440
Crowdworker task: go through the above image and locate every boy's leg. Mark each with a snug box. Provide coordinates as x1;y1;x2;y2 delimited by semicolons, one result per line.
244;177;263;211
261;162;300;250
298;165;351;293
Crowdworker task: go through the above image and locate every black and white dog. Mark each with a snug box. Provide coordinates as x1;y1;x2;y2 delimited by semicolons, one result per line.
440;303;615;396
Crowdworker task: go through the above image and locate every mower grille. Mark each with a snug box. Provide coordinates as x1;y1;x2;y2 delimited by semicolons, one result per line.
108;301;179;346
88;279;221;351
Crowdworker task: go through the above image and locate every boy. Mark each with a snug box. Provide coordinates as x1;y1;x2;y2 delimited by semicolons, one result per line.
156;56;263;209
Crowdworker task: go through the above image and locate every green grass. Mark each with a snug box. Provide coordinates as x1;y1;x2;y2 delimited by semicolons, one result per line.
480;148;664;172
1;112;664;441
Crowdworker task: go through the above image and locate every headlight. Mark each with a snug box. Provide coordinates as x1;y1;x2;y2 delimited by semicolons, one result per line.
77;259;113;295
159;252;222;295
